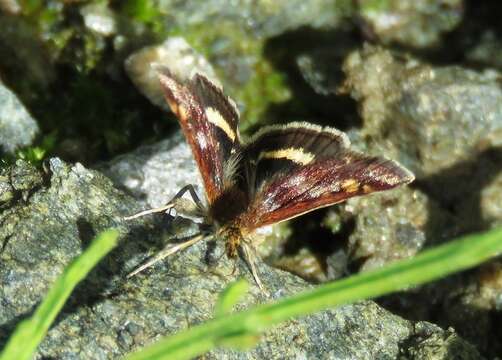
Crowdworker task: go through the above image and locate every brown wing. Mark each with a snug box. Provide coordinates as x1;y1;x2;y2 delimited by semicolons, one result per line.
242;122;350;196
158;69;240;204
240;123;414;229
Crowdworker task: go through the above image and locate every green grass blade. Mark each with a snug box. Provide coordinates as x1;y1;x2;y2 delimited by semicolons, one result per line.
0;228;119;360
127;227;502;360
214;279;250;317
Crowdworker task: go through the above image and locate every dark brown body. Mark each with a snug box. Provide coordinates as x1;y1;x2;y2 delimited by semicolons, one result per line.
208;186;249;258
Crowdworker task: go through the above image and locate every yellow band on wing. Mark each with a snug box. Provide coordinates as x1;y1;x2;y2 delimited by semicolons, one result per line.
259;147;315;165
205;107;236;141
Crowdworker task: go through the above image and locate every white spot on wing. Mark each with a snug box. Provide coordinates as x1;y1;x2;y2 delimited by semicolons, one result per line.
196;132;208;150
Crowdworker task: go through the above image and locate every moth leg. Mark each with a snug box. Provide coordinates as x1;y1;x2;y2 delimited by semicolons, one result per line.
167;184;204;210
230;260;238;276
123;203;175;221
127;233;210;278
124;184;203;220
241;243;269;296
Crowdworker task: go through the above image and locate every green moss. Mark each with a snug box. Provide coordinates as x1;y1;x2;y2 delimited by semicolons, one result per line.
121;0;161;23
20;0;69;53
16;132;57;165
0;132;57;167
119;0;166;34
236;60;290;133
20;0;60;22
18;0;110;74
358;0;392;13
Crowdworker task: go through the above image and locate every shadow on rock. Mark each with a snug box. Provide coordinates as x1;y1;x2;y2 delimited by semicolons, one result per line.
416;146;502;240
261;26;362;132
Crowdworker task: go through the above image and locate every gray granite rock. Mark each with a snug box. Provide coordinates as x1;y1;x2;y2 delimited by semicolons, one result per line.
398;322;482;360
0;82;39;154
357;0;463;48
157;0;344;38
0;148;480;359
332;186;450;273
342;45;502;179
282;43;502;357
101;132;201;210
80;2;117;37
124;37;219;111
480;171;502;227
466;30;502;71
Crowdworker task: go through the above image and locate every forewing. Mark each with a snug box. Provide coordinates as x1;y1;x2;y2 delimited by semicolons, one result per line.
241;124;414;229
158;69;240;203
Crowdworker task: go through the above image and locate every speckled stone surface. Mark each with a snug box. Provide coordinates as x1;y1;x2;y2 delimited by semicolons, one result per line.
125;37;219;111
156;0;344;38
0;82;39;154
357;0;463;48
0;155;480;359
342;45;502;179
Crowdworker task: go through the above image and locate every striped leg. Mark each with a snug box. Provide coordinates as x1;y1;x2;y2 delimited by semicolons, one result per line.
127;234;211;278
124;184;203;220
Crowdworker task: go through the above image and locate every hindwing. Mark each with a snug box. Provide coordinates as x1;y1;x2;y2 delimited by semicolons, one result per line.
240;123;414;229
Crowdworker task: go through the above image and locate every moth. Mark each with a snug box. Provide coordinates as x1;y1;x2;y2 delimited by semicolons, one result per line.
126;68;414;290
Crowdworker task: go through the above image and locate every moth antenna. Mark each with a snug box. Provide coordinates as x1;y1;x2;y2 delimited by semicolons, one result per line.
127;234;211;278
241;243;269;296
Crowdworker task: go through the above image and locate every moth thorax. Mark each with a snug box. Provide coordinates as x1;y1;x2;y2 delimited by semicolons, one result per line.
209;186;248;225
220;225;243;258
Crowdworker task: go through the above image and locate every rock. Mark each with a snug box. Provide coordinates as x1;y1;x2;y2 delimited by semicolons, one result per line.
0;81;39;154
357;0;464;48
466;30;502;71
125;37;219;111
1;2;499;358
100;131;201;208
382;256;502;358
0;173;14;207
262;42;502;357
481;171;502;227
0;152;478;359
10;159;43;192
156;0;344;38
296;47;350;97
342;45;502;179
332;186;454;273
0;0;21;15
80;3;117;37
398;322;482;360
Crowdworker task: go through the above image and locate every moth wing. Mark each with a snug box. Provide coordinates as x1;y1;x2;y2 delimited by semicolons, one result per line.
241;123;414;229
243;122;350;194
158;69;241;204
